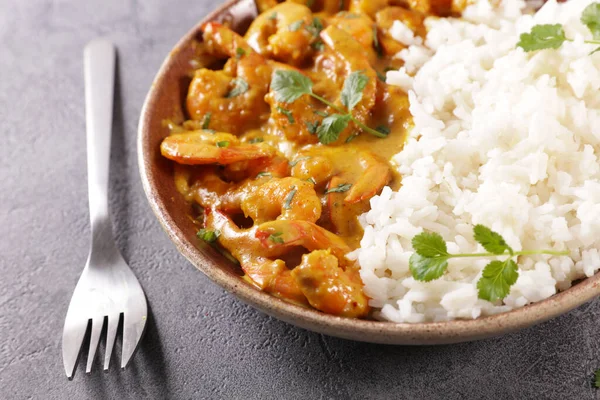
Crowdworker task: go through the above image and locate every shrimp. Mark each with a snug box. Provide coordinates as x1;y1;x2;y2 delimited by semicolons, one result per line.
187;23;272;134
242;177;322;224
291;250;369;318
205;209;308;304
348;0;391;18
375;7;425;56
327;12;377;61
245;3;316;66
160;131;276;165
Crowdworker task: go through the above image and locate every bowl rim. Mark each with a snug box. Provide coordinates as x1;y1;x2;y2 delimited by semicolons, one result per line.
137;0;600;344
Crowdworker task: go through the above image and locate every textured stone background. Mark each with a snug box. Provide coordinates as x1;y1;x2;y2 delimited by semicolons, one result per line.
2;0;600;398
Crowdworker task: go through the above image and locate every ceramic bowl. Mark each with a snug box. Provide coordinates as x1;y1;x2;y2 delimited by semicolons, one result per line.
138;0;600;344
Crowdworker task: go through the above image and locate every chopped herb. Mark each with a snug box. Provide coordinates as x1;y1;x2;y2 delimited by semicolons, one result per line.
283;186;297;209
201;112;212;130
235;47;246;59
226;78;249;98
372;25;383;57
256;171;272;178
269;232;285;244
341;71;369;111
305;17;323;37
216;141;230;148
375;125;390;136
517;24;567;52
325;183;352;194
314;110;328;117
311;40;325;51
376;70;387;82
197;228;220;243
249;137;264;143
270;70;387;143
317;114;351;144
289;156;311;167
276;106;295;124
289;20;303;32
582;3;600;40
594;369;600;388
268;12;277;20
345;134;358;143
204;129;216;134
307;177;317;185
409;226;569;301
305;121;319;134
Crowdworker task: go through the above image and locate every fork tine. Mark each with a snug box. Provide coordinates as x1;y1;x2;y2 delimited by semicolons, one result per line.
103;312;120;371
85;315;105;373
121;312;147;369
62;316;89;379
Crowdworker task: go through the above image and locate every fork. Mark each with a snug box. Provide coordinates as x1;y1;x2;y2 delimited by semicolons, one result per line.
62;39;148;379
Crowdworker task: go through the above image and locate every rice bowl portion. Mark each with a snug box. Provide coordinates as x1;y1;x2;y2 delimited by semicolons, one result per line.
352;0;600;323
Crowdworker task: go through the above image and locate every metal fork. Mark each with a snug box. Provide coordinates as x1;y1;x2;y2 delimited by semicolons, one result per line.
62;39;148;379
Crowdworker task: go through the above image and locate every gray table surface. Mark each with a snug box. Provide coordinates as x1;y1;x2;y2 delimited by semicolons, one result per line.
2;0;600;398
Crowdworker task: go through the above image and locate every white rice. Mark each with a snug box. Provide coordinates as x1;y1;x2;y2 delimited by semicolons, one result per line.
350;0;600;323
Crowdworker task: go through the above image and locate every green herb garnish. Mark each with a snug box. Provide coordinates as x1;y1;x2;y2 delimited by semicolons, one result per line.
268;12;277;21
270;70;387;144
289;20;303;32
376;70;386;82
283;186;297;209
372;25;383;57
226;78;249;98
305;121;319;134
216;141;230;148
276;106;295;124
311;41;325;51
289;156;311;167
594;369;600;388
307;177;317;185
197;228;220;243
325;183;352;194
409;225;569;302
305;17;323;37
256;171;272;178
269;232;285;244
235;47;246;59
249;137;264;143
201;112;212;130
517;4;600;53
375;125;390;136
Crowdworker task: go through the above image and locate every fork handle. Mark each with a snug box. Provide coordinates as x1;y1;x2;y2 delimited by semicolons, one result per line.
84;40;117;253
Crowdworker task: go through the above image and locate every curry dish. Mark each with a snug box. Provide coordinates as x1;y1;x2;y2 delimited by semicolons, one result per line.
160;0;463;318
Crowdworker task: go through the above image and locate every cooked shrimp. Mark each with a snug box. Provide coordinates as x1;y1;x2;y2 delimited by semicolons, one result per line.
205;209;308;304
160;131;276;165
242;177;322;224
348;0;391;17
291;250;369;318
327;12;377;60
375;7;425;56
187;23;272;134
245;3;316;65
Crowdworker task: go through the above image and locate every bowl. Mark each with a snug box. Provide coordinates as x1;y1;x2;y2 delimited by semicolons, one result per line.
138;0;600;344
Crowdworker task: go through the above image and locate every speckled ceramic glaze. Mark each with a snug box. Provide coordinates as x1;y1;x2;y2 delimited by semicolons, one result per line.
138;0;600;344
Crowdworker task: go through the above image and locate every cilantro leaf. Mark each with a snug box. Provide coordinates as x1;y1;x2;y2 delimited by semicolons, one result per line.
289;156;311;167
305;121;319;134
235;47;246;59
216;141;229;148
197;229;220;243
283;186;297;209
289;20;303;32
582;3;600;40
411;232;448;258
477;259;519;302
594;369;600;388
248;137;264;143
276;106;295;124
201;112;211;130
341;71;369;111
256;172;272;178
473;225;513;255
317;114;351;144
409;253;449;282
591;47;600;55
517;24;567;52
375;125;390;136
305;17;323;37
325;183;352;194
269;232;285;244
226;78;249;98
372;25;383;58
270;70;314;103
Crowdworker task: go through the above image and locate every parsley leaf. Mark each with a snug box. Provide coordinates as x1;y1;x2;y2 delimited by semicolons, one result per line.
412;232;449;258
305;121;319;134
283;186;297;209
477;259;519;302
341;71;369;111
582;3;600;40
473;225;513;255
201;112;212;130
256;171;272;178
409;253;449;282
373;25;383;57
226;78;249;98
311;40;325;51
248;137;264;143
197;229;220;243
305;17;323;37
325;183;352;194
270;70;314;103
235;47;246;59
289;20;303;32
376;125;390;136
276;106;295;124
517;24;567;52
269;232;285;244
216;141;229;148
289;156;311;167
317;114;351;144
